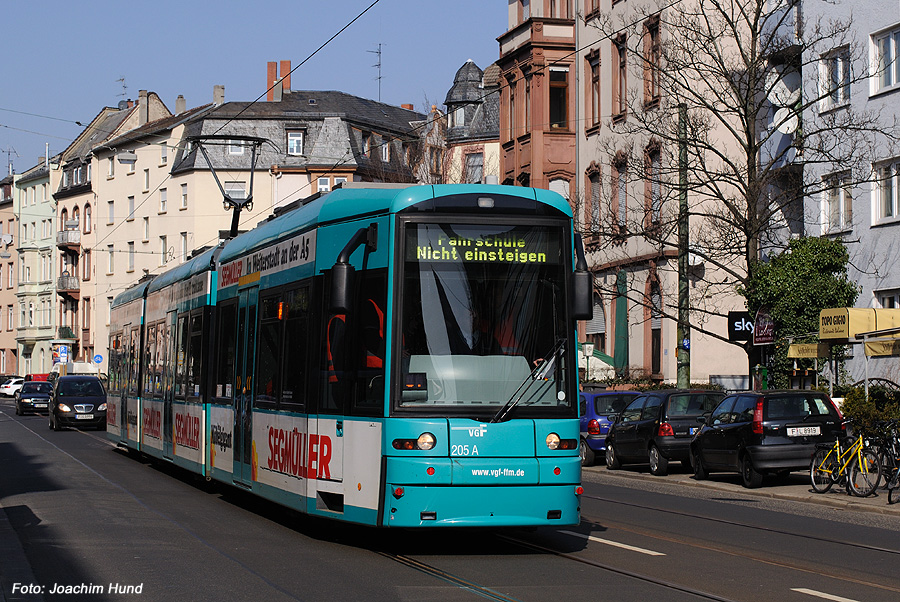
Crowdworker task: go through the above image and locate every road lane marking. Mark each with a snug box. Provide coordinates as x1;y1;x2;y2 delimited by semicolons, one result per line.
561;530;666;556
791;588;859;602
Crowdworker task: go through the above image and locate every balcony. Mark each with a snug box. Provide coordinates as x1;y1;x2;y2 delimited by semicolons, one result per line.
57;229;81;251
58;326;76;340
57;274;80;299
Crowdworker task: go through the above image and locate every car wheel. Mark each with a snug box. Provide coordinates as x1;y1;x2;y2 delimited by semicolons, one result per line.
15;403;21;416
741;454;763;488
692;447;708;480
51;414;61;432
649;444;669;476
606;441;621;470
580;438;595;467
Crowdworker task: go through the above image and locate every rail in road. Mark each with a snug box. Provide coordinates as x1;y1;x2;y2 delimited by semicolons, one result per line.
3;399;900;602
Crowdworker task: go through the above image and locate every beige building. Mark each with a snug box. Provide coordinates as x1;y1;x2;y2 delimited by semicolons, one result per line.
0;175;17;375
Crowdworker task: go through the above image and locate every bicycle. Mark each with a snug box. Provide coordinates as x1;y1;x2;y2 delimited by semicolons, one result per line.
872;419;900;504
809;424;882;497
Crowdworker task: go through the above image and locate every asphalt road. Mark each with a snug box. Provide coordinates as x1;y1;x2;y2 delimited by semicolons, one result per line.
3;397;900;602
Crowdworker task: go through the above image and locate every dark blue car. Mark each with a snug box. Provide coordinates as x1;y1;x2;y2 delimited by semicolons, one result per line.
579;390;641;466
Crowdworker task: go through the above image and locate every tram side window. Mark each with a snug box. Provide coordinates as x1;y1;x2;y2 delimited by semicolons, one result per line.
354;273;386;415
175;315;188;397
256;294;282;408
186;311;204;399
128;327;140;395
108;334;121;394
144;324;157;395
157;322;168;397
282;286;309;411
215;301;238;404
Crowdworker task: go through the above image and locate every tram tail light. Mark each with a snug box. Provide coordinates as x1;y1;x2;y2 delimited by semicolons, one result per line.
658;422;674;437
546;433;577;450
575;486;584;495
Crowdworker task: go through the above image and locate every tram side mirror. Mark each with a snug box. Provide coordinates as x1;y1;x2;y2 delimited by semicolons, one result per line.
330;262;355;314
572;270;593;320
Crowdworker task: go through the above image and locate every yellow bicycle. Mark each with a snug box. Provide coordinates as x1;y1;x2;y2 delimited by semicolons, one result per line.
810;430;882;497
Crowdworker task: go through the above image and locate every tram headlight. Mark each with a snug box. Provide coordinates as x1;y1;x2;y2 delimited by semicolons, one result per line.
546;433;561;450
417;432;436;450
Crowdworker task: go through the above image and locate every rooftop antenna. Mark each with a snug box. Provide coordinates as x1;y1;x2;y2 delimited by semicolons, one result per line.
116;77;128;99
4;146;18;176
368;43;383;102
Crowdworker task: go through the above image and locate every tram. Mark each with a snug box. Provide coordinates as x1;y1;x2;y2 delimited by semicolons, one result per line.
107;183;592;527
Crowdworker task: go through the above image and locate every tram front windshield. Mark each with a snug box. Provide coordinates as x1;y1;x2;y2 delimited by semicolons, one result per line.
397;222;572;417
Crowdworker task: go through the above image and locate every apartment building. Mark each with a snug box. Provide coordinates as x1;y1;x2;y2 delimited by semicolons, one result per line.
443;60;501;184
0;175;16;374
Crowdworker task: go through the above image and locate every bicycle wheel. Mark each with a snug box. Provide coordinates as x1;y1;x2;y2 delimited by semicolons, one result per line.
810;448;836;493
848;448;881;497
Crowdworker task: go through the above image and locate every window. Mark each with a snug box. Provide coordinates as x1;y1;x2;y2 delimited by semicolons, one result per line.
334;177;347;188
181;232;188;262
645;17;661;105
287;131;304;155
143;169;150;191
181;183;188;209
586;293;606;353
382;138;390;162
317;177;330;193
465;153;484;184
143;217;150;241
823;47;850;107
159;188;167;213
521;0;529;21
225;181;246;201
878;289;900;308
228;140;244;155
877;161;898;221
107;200;114;224
8;263;13;288
160;144;167;164
451;106;464;128
650;284;662;375
588;53;601;127
28;303;34;327
84;204;92;233
83;250;91;281
525;75;531;131
614;36;628;117
361;132;371;156
159;236;167;266
508;77;516;139
108;244;114;273
62;171;69;187
590;171;601;235
74;166;82;185
128;242;135;272
87;163;91;182
824;172;852;231
549;69;568;129
127;160;135;174
614;158;628;228
108;157;115;177
874;27;900;91
6;306;12;330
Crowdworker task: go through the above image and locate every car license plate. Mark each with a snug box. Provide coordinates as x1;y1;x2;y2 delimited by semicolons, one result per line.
35;403;48;408
787;426;820;437
76;414;94;420
690;427;698;435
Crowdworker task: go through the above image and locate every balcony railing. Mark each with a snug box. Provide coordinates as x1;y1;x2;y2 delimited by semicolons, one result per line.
57;229;81;246
57;275;80;291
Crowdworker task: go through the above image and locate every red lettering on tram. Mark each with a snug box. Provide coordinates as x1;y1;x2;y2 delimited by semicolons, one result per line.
174;413;200;449
265;426;332;480
143;407;161;438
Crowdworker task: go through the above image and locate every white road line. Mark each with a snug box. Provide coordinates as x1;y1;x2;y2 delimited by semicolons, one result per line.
791;588;860;602
561;530;666;556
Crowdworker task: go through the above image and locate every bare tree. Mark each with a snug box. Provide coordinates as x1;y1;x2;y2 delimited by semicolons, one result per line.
582;0;898;348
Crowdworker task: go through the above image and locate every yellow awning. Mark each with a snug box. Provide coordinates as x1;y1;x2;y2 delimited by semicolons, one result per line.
865;340;900;357
787;343;830;359
819;308;900;341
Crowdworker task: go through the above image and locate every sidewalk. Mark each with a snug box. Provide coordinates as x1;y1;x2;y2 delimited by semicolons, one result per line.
585;463;900;517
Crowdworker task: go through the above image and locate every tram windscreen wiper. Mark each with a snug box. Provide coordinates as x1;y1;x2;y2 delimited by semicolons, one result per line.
490;339;565;423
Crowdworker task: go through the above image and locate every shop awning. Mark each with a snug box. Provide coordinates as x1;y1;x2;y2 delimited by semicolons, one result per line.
819;308;900;342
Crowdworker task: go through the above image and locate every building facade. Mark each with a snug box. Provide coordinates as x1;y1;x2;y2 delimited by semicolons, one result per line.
0;175;17;374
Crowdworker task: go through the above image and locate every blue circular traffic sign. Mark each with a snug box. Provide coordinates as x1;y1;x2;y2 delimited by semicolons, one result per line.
93;354;103;364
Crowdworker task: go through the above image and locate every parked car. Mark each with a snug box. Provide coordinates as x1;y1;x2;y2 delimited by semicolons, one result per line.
689;390;844;488
606;389;725;475
0;377;25;397
14;381;53;415
579;390;641;466
48;375;107;431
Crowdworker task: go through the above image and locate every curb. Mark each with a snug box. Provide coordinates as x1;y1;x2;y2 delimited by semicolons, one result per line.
585;465;900;517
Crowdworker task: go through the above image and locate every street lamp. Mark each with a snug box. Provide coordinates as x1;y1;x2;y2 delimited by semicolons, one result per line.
582;341;595;384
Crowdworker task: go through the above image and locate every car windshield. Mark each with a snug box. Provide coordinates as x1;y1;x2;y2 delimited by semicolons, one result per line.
666;393;723;417
21;383;52;394
593;394;638;415
765;394;838;420
58;379;105;397
396;221;571;416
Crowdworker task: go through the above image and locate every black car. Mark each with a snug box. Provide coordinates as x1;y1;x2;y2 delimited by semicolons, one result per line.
48;375;107;431
606;389;725;475
689;390;844;488
579;390;641;466
15;381;53;415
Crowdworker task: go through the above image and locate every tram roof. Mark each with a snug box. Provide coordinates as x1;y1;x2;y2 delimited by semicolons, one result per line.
111;279;152;309
147;246;220;295
217;184;571;265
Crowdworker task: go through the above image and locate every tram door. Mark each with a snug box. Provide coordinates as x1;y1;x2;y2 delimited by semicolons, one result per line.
162;310;177;461
233;286;258;485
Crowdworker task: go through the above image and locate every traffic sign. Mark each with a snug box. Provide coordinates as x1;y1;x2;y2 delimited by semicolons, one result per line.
93;354;103;364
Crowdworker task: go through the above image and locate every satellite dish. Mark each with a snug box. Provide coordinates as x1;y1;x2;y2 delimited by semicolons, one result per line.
0;234;12;245
774;107;799;134
766;67;801;107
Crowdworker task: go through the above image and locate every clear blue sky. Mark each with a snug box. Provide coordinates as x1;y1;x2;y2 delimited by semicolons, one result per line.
0;0;507;176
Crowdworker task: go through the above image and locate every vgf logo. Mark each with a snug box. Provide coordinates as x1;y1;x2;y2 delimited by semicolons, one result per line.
453;424;488;437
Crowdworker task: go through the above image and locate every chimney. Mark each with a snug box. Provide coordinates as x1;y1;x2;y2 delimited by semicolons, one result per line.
273;79;283;103
214;85;225;105
267;61;277;101
138;90;149;125
280;60;291;92
175;95;186;113
401;104;414;110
